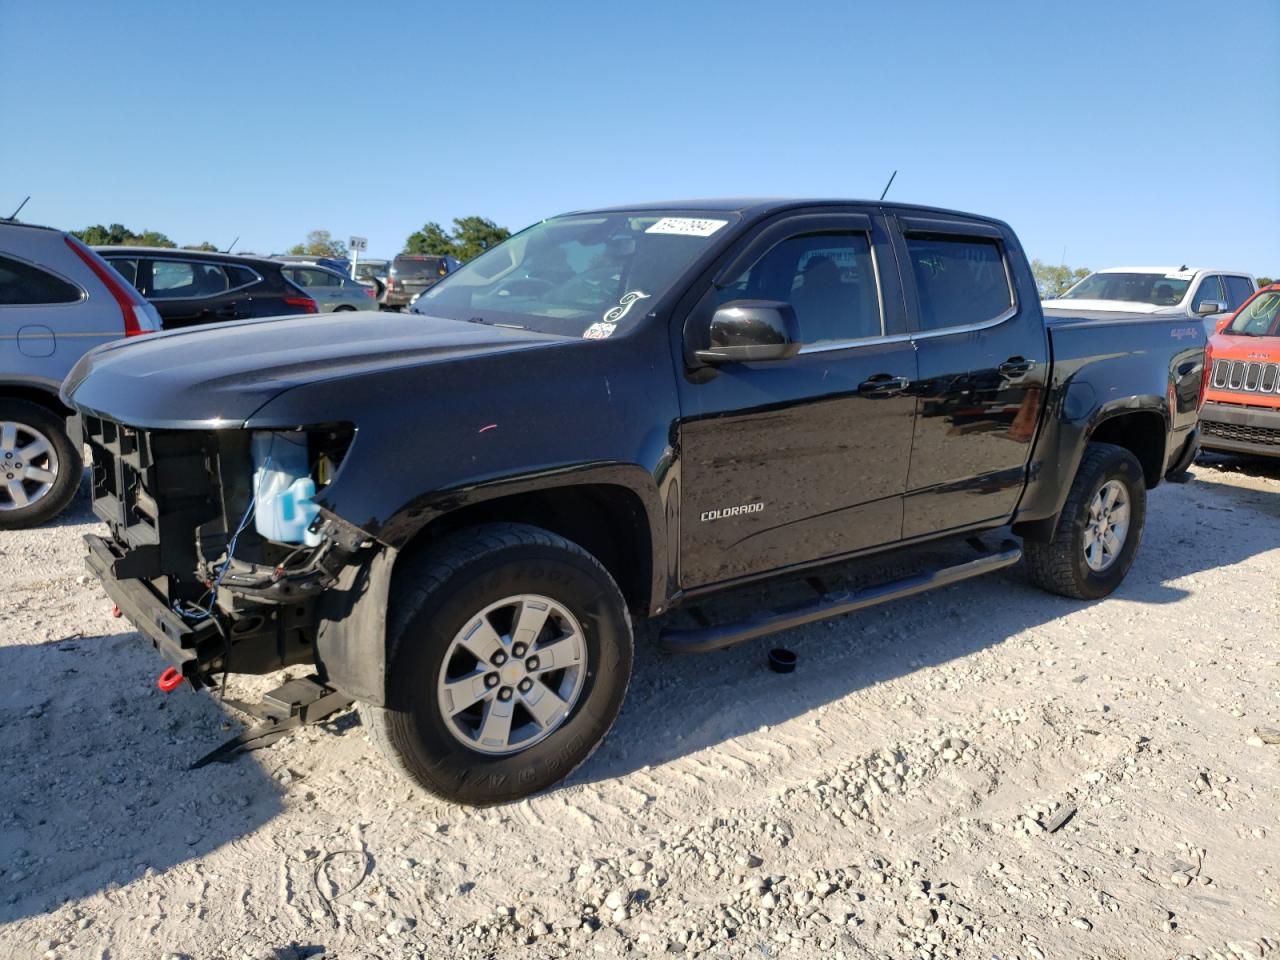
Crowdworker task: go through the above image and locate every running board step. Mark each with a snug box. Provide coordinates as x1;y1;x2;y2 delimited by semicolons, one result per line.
659;540;1022;654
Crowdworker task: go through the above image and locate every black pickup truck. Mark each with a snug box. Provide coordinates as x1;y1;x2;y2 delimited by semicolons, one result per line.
63;199;1204;805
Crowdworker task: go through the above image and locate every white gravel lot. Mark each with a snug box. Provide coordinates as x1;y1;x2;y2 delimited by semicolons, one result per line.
1;454;1277;960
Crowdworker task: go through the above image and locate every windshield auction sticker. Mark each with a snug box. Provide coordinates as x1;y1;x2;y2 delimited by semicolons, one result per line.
645;217;729;237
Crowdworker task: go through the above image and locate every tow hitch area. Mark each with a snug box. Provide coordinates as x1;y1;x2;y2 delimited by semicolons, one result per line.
190;675;354;769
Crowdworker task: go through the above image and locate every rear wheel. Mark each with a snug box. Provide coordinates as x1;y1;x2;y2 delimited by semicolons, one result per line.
334;305;356;312
0;399;82;529
1024;442;1146;599
360;523;633;805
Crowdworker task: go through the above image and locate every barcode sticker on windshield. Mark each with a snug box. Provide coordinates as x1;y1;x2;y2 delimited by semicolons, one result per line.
645;217;729;238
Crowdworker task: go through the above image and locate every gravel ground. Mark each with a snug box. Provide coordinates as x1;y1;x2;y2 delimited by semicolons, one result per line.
1;454;1277;960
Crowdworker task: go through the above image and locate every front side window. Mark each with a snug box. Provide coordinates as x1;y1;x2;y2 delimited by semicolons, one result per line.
416;210;740;337
150;260;230;298
1062;272;1191;305
0;255;82;305
905;234;1012;331
1224;276;1255;310
1194;275;1225;311
1227;291;1280;337
719;232;881;345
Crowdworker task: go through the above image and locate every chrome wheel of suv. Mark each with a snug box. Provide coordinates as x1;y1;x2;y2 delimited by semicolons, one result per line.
1083;479;1130;572
0;420;59;512
436;594;588;755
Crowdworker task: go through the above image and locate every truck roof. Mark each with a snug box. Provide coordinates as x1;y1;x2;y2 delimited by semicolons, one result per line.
1097;265;1251;277
569;198;1009;226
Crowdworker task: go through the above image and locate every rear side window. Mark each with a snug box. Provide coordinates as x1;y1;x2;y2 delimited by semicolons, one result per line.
226;265;259;288
1224;276;1254;311
107;258;139;287
905;235;1012;331
720;232;882;344
150;260;230;298
0;255;83;305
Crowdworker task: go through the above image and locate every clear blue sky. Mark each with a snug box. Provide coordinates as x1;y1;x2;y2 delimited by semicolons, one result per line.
2;0;1277;274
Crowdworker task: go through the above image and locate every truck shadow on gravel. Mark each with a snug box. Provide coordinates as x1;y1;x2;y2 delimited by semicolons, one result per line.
569;476;1277;790
0;629;285;925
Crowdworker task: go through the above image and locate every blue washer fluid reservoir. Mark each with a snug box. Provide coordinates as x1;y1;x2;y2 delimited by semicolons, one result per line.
251;431;322;546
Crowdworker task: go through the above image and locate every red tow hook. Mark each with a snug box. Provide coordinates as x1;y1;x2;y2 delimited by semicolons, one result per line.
111;604;122;618
157;667;184;692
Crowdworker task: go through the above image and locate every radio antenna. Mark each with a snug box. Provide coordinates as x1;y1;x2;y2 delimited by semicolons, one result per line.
223;236;239;254
5;195;30;221
878;171;897;202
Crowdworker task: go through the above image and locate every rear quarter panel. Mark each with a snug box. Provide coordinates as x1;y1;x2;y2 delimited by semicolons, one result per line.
0;228;128;400
1014;315;1205;524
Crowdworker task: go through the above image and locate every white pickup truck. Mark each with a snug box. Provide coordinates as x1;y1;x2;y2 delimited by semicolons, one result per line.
1043;266;1257;336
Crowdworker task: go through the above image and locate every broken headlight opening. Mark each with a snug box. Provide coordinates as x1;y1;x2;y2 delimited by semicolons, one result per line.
186;425;361;616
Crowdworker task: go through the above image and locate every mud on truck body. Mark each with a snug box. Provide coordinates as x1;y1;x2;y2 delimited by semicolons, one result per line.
64;199;1205;804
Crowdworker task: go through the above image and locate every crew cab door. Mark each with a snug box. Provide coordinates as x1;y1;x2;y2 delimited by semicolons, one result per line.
675;210;917;588
890;214;1049;537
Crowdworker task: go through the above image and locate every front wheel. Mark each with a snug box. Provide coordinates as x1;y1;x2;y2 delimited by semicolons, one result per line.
1025;442;1147;599
359;523;633;805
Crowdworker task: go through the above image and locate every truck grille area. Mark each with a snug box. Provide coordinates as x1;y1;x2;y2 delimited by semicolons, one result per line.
83;415;222;581
1211;358;1280;395
1202;419;1280;447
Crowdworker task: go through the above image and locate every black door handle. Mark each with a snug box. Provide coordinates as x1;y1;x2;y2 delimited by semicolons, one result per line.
998;357;1034;379
858;374;911;398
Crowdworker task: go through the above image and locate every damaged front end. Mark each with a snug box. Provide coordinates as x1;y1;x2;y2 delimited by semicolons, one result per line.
80;414;373;689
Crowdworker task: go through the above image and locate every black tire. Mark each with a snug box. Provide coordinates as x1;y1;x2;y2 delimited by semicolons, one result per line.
359;523;633;805
0;399;82;530
1024;442;1147;600
333;305;356;312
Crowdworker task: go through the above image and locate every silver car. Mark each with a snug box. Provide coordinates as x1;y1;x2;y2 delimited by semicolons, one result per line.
0;220;161;526
279;264;378;312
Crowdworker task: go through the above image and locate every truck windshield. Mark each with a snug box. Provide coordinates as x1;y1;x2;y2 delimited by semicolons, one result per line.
1060;272;1191;306
1226;291;1280;337
413;211;739;337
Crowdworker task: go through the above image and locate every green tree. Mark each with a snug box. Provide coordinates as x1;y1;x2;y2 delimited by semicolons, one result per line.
402;216;511;261
287;229;347;257
1031;259;1090;300
1257;276;1274;287
403;221;455;256
182;241;220;252
450;216;510;261
71;223;174;247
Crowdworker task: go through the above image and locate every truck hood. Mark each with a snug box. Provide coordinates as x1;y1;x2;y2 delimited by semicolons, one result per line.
62;311;566;429
1041;298;1170;316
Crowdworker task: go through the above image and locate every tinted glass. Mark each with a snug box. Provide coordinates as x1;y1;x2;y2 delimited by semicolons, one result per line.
108;258;139;287
1062;272;1190;305
151;260;229;298
905;235;1012;330
721;233;881;344
393;257;444;280
1194;275;1225;310
1224;276;1254;310
0;255;83;305
225;265;258;288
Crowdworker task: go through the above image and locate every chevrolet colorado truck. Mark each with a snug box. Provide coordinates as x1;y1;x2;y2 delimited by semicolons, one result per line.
63;199;1205;805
